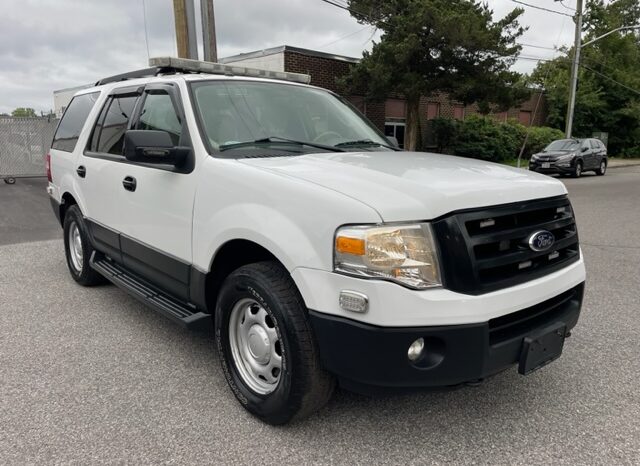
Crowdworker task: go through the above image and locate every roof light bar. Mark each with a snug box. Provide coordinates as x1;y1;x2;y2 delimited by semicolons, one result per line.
149;57;311;85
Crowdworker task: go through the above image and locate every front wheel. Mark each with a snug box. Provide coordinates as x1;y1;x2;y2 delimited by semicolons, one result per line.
573;161;583;178
596;160;607;176
4;177;16;184
215;261;335;425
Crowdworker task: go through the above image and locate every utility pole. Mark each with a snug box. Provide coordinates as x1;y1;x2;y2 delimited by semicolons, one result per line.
564;0;583;138
173;0;198;59
201;0;218;62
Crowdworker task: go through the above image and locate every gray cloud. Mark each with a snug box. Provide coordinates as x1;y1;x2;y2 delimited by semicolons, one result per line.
0;0;576;114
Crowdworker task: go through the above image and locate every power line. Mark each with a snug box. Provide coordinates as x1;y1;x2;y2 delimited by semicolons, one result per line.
558;1;576;12
581;64;640;96
517;42;558;51
318;25;372;48
510;0;574;17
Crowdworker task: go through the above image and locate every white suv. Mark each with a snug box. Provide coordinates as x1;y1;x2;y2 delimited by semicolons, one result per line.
47;58;586;424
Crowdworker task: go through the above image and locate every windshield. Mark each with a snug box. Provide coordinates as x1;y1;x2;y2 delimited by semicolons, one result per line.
544;139;580;152
190;80;389;152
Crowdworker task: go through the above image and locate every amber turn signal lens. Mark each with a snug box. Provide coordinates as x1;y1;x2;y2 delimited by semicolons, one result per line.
336;236;365;256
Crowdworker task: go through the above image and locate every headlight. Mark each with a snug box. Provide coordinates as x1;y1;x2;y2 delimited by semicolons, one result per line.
334;223;441;289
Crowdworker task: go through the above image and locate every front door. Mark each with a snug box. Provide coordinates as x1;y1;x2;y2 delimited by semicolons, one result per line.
115;83;198;301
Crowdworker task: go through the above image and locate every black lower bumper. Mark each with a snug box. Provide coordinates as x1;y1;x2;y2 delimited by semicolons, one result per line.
309;283;584;394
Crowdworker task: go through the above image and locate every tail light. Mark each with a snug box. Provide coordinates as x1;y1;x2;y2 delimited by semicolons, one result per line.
46;152;52;182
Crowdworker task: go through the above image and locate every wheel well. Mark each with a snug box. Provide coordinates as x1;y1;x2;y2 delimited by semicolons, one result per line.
59;193;78;226
205;240;281;312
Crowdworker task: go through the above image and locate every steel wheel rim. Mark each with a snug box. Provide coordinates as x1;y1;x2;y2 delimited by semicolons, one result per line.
68;222;83;273
228;298;282;395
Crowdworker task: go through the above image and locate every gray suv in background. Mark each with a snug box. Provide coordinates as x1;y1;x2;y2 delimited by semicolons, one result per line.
529;138;608;178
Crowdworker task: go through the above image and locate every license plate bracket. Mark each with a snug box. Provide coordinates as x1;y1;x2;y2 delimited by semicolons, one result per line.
518;322;567;375
542;162;551;168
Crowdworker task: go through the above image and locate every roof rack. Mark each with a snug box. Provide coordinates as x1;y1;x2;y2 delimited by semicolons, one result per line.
95;57;312;86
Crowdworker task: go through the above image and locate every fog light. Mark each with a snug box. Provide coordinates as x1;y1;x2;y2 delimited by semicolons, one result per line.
339;290;369;313
408;338;425;362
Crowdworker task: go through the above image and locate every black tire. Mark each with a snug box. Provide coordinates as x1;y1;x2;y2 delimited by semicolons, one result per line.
596;159;607;176
63;205;106;286
215;261;335;425
4;178;16;184
572;161;583;178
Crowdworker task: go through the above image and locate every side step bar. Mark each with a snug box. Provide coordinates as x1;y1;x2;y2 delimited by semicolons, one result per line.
90;252;211;329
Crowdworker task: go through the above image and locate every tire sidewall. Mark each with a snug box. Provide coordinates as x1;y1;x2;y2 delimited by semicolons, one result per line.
63;206;93;282
215;270;300;424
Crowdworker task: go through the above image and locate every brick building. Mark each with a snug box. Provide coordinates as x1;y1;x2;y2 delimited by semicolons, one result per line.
221;45;547;148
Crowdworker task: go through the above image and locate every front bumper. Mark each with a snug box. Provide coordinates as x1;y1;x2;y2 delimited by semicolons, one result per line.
309;283;584;393
529;160;575;174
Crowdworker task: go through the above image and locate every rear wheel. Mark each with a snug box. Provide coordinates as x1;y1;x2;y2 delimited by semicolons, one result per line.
4;177;16;184
215;261;335;425
573;161;583;178
63;205;105;286
596;160;607;176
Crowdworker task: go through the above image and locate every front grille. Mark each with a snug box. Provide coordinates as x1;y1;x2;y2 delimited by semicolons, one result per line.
432;196;580;295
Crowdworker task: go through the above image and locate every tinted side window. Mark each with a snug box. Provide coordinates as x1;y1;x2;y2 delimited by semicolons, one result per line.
136;92;182;146
52;92;100;152
96;95;138;155
590;140;599;149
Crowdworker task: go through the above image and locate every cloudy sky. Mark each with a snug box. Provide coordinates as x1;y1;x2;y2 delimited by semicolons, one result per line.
0;0;576;114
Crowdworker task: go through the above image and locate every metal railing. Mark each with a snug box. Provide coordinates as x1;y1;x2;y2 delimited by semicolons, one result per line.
0;116;58;184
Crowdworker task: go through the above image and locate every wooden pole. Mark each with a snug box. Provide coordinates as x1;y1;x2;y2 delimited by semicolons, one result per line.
201;0;218;62
173;0;189;58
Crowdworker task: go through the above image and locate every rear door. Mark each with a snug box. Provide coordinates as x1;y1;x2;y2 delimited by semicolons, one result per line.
81;86;142;262
114;83;197;301
580;139;594;168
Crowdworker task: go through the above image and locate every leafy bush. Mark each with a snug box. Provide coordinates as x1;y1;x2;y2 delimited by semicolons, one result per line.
520;126;565;159
430;117;459;153
428;114;565;163
453;115;521;162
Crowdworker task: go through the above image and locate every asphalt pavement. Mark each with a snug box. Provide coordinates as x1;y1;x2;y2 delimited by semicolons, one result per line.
0;168;639;464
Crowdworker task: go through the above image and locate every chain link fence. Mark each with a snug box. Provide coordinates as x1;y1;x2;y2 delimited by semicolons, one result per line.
0;117;58;184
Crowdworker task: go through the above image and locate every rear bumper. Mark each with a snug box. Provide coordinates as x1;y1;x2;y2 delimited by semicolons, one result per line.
309;283;584;393
49;196;62;225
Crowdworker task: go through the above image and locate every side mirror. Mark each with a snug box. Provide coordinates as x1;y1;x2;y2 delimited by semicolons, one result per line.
581;146;589;152
123;130;189;166
386;136;400;148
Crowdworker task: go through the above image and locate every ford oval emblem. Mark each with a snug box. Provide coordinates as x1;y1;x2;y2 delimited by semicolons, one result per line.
528;230;555;252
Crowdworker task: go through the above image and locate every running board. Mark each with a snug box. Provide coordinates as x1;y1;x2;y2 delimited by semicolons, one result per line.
90;252;211;329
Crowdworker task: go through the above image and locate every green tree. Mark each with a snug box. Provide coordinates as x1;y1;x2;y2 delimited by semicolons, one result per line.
11;107;37;118
529;0;640;156
340;0;529;150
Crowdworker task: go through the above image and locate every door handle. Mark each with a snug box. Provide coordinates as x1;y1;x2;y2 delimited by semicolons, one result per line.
122;176;137;192
76;166;86;178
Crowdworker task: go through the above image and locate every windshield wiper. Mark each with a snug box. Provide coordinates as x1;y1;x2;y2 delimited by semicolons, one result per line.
220;136;345;152
334;139;401;151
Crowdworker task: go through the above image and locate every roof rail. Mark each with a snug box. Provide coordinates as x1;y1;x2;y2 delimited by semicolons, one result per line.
95;67;162;86
149;57;311;84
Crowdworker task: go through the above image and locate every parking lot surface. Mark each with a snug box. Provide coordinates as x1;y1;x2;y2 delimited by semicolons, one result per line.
1;168;639;464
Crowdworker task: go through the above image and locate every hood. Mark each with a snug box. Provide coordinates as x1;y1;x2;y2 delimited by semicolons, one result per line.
240;151;567;222
534;150;575;159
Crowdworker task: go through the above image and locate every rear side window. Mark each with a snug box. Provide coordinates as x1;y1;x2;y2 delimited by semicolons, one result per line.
590;140;599;149
92;95;139;155
52;92;100;152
